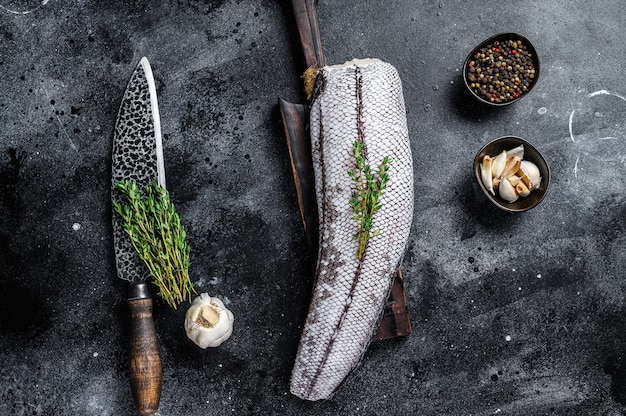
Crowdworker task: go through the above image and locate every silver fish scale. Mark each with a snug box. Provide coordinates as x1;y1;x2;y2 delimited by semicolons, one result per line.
290;59;414;400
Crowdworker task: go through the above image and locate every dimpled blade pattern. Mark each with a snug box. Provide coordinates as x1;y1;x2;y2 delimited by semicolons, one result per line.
290;59;414;400
111;59;159;283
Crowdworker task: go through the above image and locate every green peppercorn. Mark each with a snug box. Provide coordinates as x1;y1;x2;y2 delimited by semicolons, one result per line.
466;37;537;103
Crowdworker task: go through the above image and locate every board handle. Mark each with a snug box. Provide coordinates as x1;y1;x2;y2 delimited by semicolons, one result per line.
291;0;325;68
128;283;162;415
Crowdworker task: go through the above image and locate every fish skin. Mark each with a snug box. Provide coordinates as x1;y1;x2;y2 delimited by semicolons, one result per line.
290;59;414;401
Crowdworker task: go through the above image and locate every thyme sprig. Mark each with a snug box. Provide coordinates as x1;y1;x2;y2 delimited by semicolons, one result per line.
113;180;195;309
347;141;391;259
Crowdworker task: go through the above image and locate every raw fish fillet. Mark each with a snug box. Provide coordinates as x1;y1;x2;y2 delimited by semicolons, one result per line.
290;58;414;400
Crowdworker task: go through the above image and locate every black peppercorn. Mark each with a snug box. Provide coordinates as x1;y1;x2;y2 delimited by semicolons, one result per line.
466;38;537;104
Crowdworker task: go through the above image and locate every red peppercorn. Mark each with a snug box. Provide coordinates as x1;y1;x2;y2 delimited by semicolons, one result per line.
466;38;537;104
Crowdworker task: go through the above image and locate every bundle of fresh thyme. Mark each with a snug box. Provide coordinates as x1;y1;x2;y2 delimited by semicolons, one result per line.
113;180;195;309
347;141;391;259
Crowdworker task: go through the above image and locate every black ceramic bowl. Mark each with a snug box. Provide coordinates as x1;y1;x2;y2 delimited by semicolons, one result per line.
474;136;550;212
463;33;540;106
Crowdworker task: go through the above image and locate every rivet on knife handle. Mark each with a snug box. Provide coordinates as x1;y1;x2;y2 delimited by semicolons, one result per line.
128;283;162;415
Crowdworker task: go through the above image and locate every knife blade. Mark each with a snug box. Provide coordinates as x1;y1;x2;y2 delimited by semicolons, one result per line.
111;56;165;415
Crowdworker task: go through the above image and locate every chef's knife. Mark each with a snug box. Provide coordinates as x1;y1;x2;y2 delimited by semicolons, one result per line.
111;57;165;415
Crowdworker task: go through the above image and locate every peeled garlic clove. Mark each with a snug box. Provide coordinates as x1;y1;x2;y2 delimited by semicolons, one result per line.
185;293;234;348
480;155;494;195
499;177;519;203
516;169;531;188
502;156;521;179
516;181;531;197
507;144;524;160
508;175;521;186
492;150;507;178
520;160;541;190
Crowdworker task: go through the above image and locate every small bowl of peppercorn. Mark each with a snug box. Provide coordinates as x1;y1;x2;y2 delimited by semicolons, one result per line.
463;33;540;106
474;136;550;212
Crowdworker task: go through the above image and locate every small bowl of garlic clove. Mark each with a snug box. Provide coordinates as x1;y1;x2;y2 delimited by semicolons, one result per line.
474;136;550;212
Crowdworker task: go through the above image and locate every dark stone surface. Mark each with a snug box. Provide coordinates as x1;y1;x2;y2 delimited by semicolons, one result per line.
1;0;626;415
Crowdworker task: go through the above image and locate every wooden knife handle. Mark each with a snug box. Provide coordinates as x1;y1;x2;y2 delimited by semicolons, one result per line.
128;288;162;415
291;0;325;69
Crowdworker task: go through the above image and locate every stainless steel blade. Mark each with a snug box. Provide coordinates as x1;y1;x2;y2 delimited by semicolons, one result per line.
112;57;166;283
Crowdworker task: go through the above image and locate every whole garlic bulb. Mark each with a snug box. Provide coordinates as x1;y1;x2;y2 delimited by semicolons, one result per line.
185;293;234;348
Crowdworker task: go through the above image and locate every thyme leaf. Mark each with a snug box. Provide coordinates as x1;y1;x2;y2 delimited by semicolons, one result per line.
113;180;195;309
348;141;391;259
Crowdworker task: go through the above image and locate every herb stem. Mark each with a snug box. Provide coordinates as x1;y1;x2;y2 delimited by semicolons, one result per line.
348;141;391;259
113;180;195;309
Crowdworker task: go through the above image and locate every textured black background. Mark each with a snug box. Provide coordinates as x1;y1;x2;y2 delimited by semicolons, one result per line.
2;0;626;415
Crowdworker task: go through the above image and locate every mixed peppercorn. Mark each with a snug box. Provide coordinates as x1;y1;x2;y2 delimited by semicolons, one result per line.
466;38;537;104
